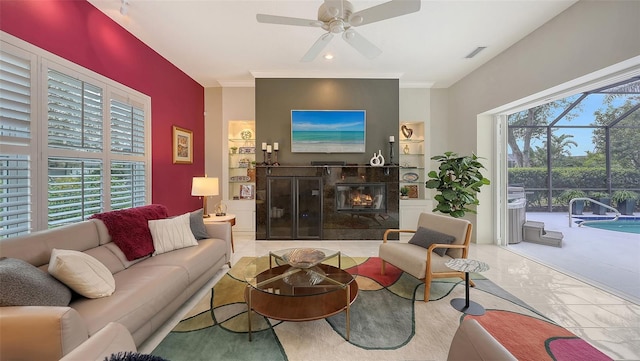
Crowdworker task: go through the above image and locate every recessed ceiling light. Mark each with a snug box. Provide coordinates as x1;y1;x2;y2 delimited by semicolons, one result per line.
324;54;334;60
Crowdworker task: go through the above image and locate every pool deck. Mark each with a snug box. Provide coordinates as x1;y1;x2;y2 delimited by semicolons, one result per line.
508;211;640;304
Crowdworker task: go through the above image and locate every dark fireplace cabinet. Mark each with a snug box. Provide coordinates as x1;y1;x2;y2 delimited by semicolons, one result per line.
256;165;399;240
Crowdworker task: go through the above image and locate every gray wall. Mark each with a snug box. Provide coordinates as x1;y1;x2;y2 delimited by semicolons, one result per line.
255;78;399;165
438;0;640;243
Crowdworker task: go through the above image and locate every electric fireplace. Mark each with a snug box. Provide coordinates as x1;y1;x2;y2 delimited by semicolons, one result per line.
335;183;387;213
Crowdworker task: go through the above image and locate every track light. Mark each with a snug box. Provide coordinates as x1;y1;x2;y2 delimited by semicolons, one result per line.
120;0;129;16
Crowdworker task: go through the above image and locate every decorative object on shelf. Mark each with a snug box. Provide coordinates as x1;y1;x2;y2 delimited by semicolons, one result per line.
214;201;227;216
402;172;419;182
388;135;395;165
240;129;253;140
240;184;255;199
401;124;413;139
191;176;219;218
247;162;256;182
261;142;268;165
239;147;254;154
407;185;419;198
230;146;238;154
230;175;251;182
425;151;490;218
266;144;273;165
403;144;410;154
272;142;280;166
238;158;250;168
400;186;409;199
172;126;193;164
370;150;385;166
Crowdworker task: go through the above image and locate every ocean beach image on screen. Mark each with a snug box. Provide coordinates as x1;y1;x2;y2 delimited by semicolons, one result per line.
291;110;366;153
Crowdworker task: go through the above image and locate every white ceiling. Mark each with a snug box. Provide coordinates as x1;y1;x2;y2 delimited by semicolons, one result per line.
88;0;576;88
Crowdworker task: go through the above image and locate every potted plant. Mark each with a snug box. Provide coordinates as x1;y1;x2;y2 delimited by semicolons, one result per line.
612;190;638;215
559;189;587;215
425;151;490;218
589;191;611;215
400;186;409;199
230;146;238;154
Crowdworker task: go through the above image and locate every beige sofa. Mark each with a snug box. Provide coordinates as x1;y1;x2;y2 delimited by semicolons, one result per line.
0;212;231;361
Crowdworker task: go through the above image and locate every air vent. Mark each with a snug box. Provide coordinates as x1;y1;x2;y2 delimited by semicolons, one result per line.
465;46;487;59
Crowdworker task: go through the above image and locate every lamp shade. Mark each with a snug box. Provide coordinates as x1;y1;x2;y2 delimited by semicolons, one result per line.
191;177;219;196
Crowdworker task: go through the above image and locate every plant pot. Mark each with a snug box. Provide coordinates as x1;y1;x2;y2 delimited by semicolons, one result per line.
616;199;637;215
572;200;585;215
594;198;611;215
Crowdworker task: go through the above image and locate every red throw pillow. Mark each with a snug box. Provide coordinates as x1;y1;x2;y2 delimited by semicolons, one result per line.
91;205;169;261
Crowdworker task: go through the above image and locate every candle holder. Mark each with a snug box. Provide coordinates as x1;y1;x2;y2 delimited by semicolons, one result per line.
389;141;395;166
266;152;272;165
272;149;280;166
261;150;268;165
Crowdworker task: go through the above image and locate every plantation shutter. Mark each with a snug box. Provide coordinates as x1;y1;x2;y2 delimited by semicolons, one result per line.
110;99;145;154
110;161;146;210
0;49;32;142
1;47;33;238
47;158;103;227
0;155;30;237
47;69;103;151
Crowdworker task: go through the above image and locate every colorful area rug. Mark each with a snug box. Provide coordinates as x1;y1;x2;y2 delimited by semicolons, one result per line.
152;257;611;361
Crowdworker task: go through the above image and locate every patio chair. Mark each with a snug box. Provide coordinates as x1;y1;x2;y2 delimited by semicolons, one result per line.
379;212;473;302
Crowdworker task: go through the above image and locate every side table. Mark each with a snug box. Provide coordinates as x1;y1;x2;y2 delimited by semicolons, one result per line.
204;214;236;253
445;258;489;316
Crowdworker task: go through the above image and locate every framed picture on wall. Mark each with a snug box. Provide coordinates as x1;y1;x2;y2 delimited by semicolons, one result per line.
407;185;419;199
240;184;255;199
172;126;193;164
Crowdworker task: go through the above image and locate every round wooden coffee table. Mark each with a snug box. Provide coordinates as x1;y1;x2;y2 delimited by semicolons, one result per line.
244;248;359;340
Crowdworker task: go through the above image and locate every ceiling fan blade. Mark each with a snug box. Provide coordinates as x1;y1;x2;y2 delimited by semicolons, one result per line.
349;0;421;27
256;14;323;27
301;33;334;62
342;29;382;59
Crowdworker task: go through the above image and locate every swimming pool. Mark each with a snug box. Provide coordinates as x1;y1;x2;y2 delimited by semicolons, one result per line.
580;217;640;234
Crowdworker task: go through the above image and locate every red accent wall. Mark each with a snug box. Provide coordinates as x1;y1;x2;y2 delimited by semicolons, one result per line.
0;0;204;215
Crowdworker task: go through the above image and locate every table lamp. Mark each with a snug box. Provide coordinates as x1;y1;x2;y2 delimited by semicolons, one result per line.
191;176;219;218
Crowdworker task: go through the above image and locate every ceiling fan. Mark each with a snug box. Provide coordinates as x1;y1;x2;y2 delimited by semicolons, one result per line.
256;0;421;62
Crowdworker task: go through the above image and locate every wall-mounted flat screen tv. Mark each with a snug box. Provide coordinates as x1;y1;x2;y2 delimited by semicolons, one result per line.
291;110;366;153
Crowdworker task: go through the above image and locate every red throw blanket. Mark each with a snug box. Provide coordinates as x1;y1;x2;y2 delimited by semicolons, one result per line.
91;205;169;261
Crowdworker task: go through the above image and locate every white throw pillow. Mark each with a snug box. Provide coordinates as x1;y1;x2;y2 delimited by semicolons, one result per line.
149;212;198;255
48;249;116;298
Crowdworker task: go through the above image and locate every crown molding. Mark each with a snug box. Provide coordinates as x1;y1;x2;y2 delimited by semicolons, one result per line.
250;71;404;79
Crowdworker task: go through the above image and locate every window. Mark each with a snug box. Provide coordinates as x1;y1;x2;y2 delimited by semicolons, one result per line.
0;44;35;238
0;38;151;238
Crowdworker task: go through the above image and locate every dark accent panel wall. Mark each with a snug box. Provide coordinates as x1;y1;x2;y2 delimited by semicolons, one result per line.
255;78;399;166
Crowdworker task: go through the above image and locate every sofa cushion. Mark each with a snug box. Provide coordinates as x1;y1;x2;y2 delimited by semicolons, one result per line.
90;204;169;261
48;249;116;299
189;209;210;240
0;257;72;306
71;264;189;336
408;226;455;256
149;213;198;255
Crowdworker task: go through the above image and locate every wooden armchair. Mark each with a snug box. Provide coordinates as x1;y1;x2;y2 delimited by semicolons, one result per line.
379;212;473;302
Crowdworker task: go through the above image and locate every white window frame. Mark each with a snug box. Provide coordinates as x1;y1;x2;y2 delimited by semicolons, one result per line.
1;32;151;235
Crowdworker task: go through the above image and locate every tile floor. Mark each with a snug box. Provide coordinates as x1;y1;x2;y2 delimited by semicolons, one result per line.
142;234;640;360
